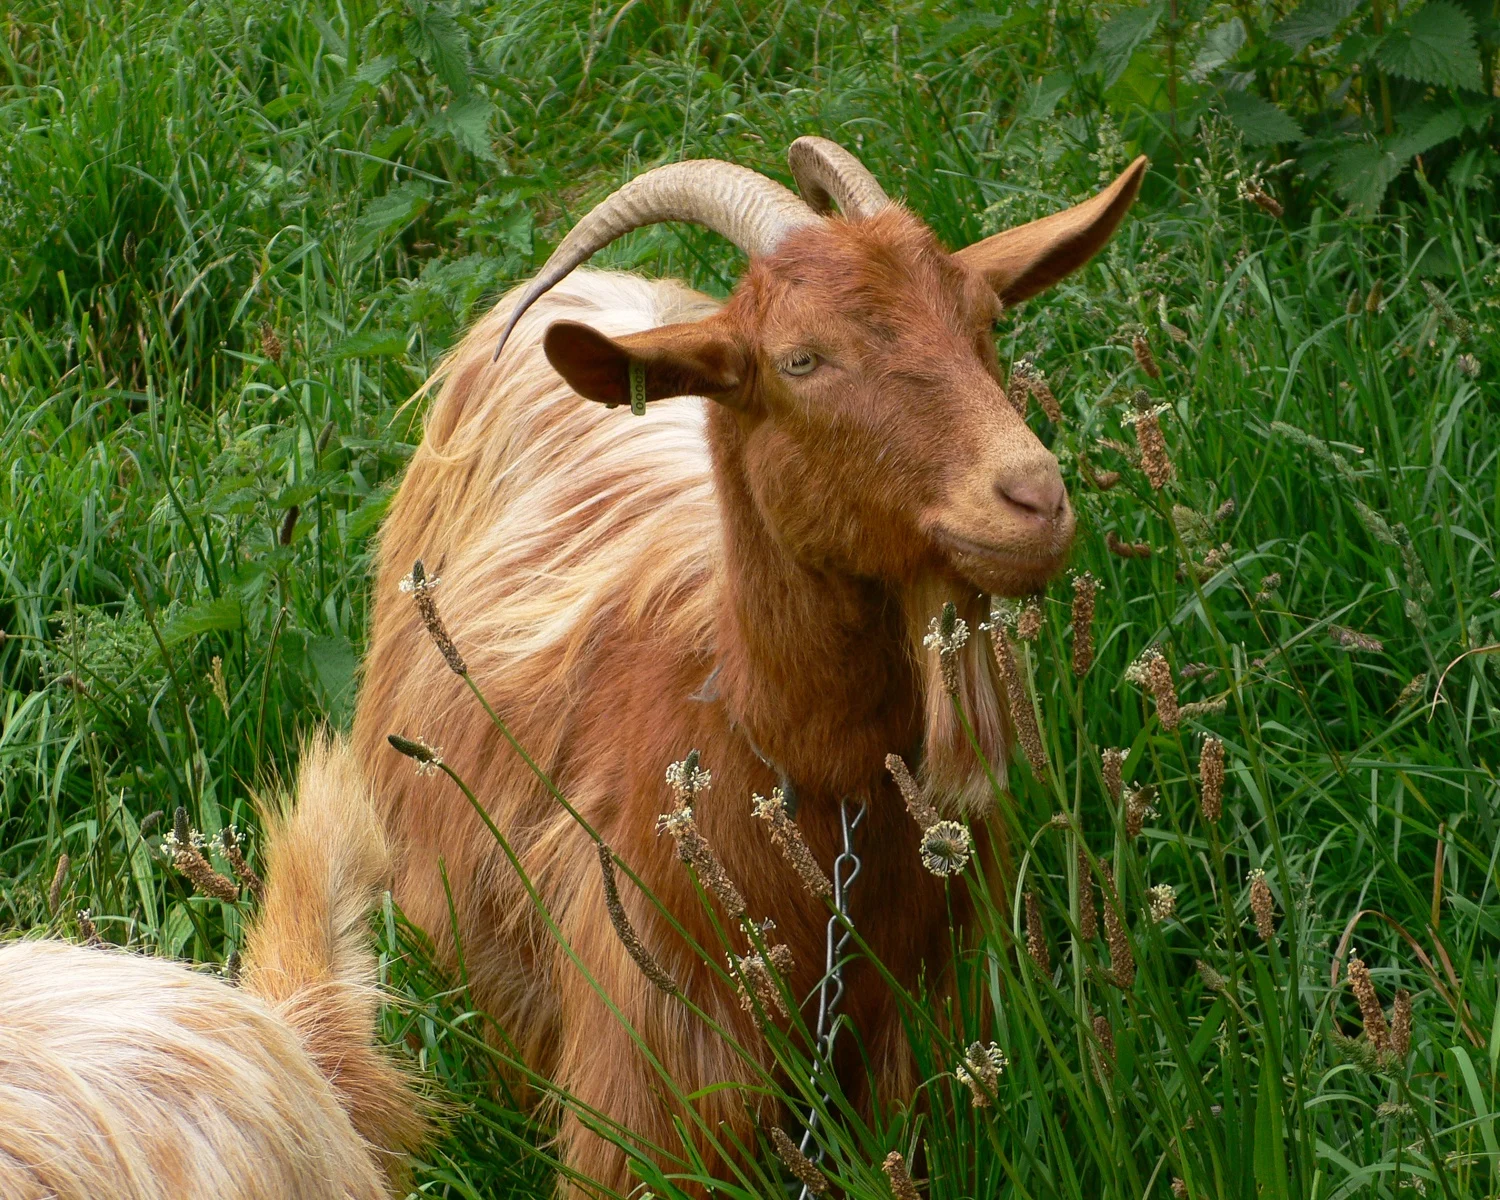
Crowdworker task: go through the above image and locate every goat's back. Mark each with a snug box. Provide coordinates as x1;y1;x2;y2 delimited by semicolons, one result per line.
352;273;727;1045
0;940;387;1200
0;735;424;1200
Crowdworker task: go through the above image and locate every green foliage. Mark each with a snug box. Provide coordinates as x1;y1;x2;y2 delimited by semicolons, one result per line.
1088;0;1500;214
1;0;1499;1197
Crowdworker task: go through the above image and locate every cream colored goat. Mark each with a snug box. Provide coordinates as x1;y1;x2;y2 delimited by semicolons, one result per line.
0;735;426;1200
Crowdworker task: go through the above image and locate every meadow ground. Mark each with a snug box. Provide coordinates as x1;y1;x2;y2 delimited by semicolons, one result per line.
2;1;1499;1197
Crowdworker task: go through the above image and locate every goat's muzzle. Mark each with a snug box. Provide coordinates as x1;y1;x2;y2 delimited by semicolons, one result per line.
929;453;1073;595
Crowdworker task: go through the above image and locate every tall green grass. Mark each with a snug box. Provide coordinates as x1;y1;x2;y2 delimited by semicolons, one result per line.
1;0;1498;1196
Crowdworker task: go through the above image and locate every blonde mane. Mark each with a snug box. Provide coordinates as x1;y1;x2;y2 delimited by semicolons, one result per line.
395;272;723;731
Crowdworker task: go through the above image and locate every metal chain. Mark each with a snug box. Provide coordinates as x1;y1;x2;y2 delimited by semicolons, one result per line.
700;679;864;1191
796;795;865;1197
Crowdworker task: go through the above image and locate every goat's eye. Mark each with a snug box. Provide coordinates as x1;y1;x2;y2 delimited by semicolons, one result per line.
781;350;819;377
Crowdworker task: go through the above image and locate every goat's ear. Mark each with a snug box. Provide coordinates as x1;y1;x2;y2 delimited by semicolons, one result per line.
956;156;1147;307
543;316;746;408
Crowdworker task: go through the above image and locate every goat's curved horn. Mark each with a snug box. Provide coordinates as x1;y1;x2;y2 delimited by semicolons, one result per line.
786;136;889;220
492;161;820;361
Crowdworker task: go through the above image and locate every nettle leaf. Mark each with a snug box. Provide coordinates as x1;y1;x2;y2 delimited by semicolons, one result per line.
1329;141;1404;213
1192;18;1247;81
1271;0;1361;53
305;633;357;726
162;594;243;647
1376;0;1483;91
1097;2;1165;88
331;328;409;359
327;55;399;116
1390;106;1467;160
357;181;432;239
1456;0;1500;45
432;95;497;161
403;2;472;96
1221;89;1304;147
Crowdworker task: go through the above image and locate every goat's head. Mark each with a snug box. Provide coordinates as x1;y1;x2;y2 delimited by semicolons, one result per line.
498;139;1145;597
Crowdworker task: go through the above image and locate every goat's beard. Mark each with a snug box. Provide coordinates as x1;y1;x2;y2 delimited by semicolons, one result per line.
902;577;1011;818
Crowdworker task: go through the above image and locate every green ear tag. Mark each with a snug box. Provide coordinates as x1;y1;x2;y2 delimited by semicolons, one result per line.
628;360;647;416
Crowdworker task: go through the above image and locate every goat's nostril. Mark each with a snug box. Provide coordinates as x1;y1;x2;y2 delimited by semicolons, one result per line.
995;470;1065;520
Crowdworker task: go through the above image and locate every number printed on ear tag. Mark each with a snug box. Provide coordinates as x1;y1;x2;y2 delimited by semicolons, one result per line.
628;360;647;416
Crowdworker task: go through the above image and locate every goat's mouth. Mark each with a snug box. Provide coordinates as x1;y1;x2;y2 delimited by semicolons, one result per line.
932;528;1069;595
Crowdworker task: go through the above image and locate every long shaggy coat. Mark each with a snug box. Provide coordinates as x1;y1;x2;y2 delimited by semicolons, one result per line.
352;264;1010;1192
0;737;426;1200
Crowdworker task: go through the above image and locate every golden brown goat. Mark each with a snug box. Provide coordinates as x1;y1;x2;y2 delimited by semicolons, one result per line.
352;139;1145;1195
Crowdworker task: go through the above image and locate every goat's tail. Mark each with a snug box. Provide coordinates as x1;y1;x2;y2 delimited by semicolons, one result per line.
240;731;427;1181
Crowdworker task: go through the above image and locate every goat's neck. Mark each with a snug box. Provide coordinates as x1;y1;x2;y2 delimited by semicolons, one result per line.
706;412;921;799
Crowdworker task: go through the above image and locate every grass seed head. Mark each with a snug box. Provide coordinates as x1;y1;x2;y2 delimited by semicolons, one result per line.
259;319;284;364
164;812;239;903
1129;390;1175;489
1092;1014;1115;1076
882;1151;921;1200
1101;747;1127;803
1012;358;1062;423
1199;736;1225;823
1171;1178;1189;1200
924;602;969;697
1391;989;1412;1059
210;655;228;715
1329;624;1383;653
1422;280;1472;342
657;790;746;919
598;842;679;995
388;734;444;776
48;853;68;915
400;560;468;676
1031;375;1062;425
1147;883;1177;923
886;753;940;830
1347;954;1391;1052
1132;334;1161;379
1124;785;1157;839
920;820;973;877
1239;181;1284;218
665;750;711;807
1025;890;1050;975
1132;649;1180;730
1078;845;1098;940
1247;868;1275;942
769;1127;827;1194
732;947;791;1018
1106;530;1153;559
1015;595;1043;642
1196;959;1227;992
1071;572;1097;677
1392;674;1427;711
1079;456;1122;490
1100;860;1135;988
752;789;832;898
955;1041;1008;1107
219;826;264;901
992;631;1048;775
1254;571;1282;602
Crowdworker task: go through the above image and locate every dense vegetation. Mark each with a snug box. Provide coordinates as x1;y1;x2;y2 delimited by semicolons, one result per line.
2;1;1498;1196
